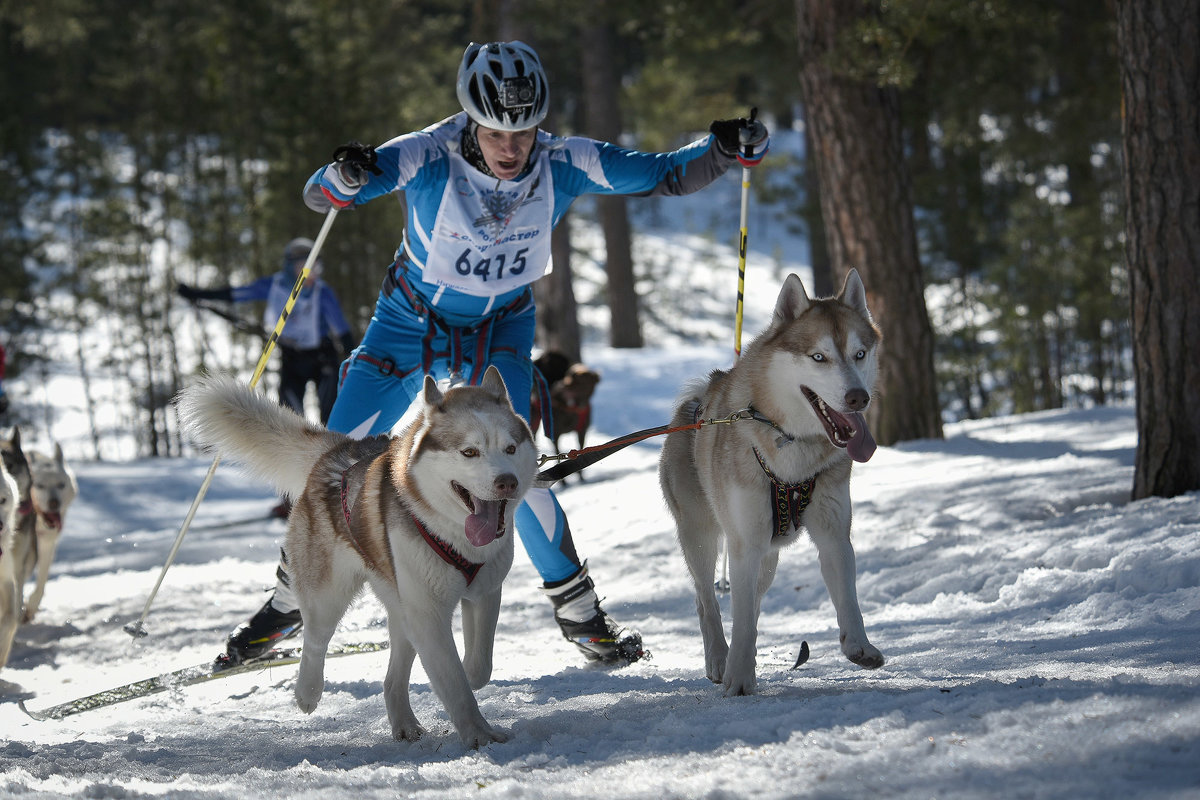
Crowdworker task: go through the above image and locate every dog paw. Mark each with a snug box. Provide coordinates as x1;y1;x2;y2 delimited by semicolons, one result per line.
842;637;885;669
704;641;729;684
294;682;323;714
460;724;508;749
391;719;426;742
722;670;757;697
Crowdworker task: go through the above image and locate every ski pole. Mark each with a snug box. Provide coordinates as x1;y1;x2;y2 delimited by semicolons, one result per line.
125;207;340;640
732;107;759;363
721;108;761;594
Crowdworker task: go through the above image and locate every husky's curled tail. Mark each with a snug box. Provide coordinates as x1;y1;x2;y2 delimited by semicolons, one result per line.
177;374;343;500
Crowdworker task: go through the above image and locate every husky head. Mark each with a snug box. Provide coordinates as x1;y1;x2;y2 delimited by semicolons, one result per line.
407;365;537;548
29;443;78;532
765;269;880;463
0;427;32;510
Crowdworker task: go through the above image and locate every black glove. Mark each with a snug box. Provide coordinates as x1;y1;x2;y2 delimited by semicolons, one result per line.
710;108;770;165
330;140;384;190
176;283;233;303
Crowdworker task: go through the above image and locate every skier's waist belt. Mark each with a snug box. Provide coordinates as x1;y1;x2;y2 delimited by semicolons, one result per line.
359;255;532;386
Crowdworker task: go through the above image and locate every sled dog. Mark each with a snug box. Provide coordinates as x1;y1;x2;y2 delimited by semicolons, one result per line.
0;459;20;670
178;367;537;747
660;270;884;696
11;439;77;623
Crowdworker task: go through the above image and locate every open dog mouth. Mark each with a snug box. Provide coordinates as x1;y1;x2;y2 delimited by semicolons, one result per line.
38;510;63;530
801;387;877;463
452;481;509;547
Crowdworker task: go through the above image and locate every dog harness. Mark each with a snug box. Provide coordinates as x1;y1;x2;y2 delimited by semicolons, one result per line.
337;446;484;587
752;447;817;539
693;402;816;538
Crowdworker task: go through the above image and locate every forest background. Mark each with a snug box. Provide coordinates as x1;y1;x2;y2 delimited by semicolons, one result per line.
0;0;1190;496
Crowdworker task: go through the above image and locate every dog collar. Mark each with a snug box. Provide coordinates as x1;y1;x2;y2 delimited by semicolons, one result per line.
409;514;483;586
752;447;816;539
339;460;482;586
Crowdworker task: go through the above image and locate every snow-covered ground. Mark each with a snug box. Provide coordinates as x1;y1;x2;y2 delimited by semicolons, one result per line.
3;346;1199;798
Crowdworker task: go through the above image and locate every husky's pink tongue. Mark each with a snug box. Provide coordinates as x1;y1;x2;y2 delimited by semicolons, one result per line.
464;497;501;547
848;411;877;463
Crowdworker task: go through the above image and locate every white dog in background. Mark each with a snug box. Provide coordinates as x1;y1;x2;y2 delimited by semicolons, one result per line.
15;443;78;623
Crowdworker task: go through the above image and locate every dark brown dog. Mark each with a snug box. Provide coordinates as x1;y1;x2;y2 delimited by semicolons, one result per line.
548;363;601;456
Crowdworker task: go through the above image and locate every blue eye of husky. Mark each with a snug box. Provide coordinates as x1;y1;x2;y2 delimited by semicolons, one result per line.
461;448;480;458
811;353;826;362
855;349;866;360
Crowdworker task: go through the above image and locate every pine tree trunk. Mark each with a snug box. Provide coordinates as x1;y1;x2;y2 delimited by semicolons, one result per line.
582;8;642;349
795;0;943;445
1116;0;1200;499
534;218;583;363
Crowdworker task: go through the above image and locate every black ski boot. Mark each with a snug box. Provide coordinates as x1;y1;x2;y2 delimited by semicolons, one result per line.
221;597;303;666
544;564;645;665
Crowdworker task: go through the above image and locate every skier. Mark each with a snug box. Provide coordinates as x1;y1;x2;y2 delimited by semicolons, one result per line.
220;40;768;667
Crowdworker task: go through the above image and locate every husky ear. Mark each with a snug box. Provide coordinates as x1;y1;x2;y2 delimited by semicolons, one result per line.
774;273;811;324
840;268;872;321
54;443;64;466
480;365;511;404
422;374;444;408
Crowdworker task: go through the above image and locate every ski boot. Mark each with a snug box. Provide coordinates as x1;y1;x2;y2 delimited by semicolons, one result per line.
218;597;303;668
544;564;645;665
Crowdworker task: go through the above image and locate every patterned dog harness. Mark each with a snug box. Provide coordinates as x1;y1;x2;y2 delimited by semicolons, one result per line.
752;447;817;539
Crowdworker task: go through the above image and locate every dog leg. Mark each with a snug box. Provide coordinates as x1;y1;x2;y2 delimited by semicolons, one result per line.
809;525;884;669
21;530;61;623
403;604;507;748
722;541;778;696
460;591;501;690
0;579;18;668
293;571;358;714
678;523;728;684
383;619;425;742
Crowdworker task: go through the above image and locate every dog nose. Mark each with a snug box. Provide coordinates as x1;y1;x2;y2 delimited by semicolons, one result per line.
845;388;870;412
495;473;519;497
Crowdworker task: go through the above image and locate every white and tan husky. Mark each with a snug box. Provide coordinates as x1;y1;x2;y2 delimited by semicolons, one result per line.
660;269;884;696
178;366;537;747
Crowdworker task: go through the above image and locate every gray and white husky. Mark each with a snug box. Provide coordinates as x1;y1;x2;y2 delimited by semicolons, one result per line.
660;269;884;696
178;366;537;748
19;443;78;623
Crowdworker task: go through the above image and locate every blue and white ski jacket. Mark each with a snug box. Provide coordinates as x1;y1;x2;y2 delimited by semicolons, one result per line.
303;112;734;326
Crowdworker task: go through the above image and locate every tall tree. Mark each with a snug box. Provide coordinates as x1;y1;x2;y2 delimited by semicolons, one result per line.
795;0;942;445
1115;0;1200;500
582;9;641;348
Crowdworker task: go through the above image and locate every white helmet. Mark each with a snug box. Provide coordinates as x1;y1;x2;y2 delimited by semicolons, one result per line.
456;41;549;131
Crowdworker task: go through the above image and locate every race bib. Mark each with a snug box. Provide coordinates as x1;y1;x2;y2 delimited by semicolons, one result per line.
422;153;553;296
